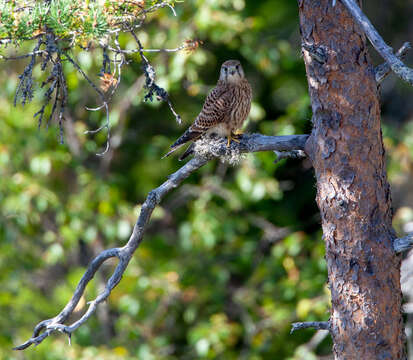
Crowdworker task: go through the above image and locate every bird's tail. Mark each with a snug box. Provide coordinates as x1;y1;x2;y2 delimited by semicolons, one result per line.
162;128;202;159
178;143;195;161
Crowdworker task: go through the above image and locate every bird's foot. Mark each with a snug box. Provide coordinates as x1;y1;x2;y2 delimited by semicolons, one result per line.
231;130;244;142
226;134;241;148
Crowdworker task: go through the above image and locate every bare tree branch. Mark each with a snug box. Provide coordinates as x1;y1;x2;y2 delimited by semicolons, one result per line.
107;44;186;54
14;133;309;350
107;40;202;55
290;321;330;334
375;42;411;83
394;233;413;254
14;156;208;350
196;134;309;157
340;0;413;85
0;50;46;61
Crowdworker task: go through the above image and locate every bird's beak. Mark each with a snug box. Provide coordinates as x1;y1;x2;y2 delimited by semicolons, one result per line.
230;69;236;75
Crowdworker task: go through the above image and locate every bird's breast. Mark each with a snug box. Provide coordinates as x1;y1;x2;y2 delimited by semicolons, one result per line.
207;123;229;137
229;84;252;129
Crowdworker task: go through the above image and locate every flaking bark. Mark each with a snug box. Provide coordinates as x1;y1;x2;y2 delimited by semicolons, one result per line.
298;0;406;358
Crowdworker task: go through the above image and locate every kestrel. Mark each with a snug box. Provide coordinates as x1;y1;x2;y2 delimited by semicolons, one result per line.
164;60;252;160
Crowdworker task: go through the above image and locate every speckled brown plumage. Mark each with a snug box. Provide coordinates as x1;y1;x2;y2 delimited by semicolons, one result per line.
164;60;252;159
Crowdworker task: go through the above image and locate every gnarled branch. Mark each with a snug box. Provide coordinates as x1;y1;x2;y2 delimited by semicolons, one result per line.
14;133;309;350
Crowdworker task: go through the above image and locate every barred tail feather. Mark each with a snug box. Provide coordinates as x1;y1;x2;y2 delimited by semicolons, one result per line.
179;143;195;161
161;142;186;158
171;128;202;148
161;129;202;159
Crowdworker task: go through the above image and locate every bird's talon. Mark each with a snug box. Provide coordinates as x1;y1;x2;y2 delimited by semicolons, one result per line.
226;135;240;147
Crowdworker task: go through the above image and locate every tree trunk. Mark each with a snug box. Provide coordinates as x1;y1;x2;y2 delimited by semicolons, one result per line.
298;1;406;358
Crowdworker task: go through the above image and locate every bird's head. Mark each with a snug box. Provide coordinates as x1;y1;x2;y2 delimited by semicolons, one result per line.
219;60;245;83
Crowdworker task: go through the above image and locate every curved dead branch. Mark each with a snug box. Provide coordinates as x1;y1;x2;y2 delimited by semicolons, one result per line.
14;133;309;350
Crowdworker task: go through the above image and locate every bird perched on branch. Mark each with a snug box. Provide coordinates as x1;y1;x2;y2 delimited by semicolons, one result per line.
163;60;252;160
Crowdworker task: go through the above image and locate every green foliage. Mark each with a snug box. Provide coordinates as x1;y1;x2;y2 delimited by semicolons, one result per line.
0;0;176;45
1;1;413;360
0;1;331;358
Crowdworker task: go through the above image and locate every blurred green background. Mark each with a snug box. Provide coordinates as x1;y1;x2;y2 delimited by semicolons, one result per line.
1;1;413;359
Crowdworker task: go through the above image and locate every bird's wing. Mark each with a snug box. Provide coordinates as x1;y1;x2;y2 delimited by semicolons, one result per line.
163;85;234;158
178;143;195;161
176;88;231;160
191;84;234;132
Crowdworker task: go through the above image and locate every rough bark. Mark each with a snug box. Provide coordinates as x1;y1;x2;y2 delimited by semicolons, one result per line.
298;1;406;359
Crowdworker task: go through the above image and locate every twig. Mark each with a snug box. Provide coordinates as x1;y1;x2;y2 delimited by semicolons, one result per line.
340;0;413;85
394;234;413;254
164;3;177;17
303;329;330;351
375;42;411;83
64;52;105;99
107;44;187;54
273;149;306;164
14;133;308;350
130;30;182;124
64;52;111;156
141;1;177;18
98;33;127;105
290;321;330;334
57;55;68;144
14;38;43;106
0;50;46;61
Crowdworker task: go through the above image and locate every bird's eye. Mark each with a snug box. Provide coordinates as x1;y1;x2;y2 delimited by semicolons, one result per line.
224;67;228;72
236;65;239;69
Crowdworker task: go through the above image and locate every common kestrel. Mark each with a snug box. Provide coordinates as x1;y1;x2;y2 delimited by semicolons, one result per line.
164;60;252;160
